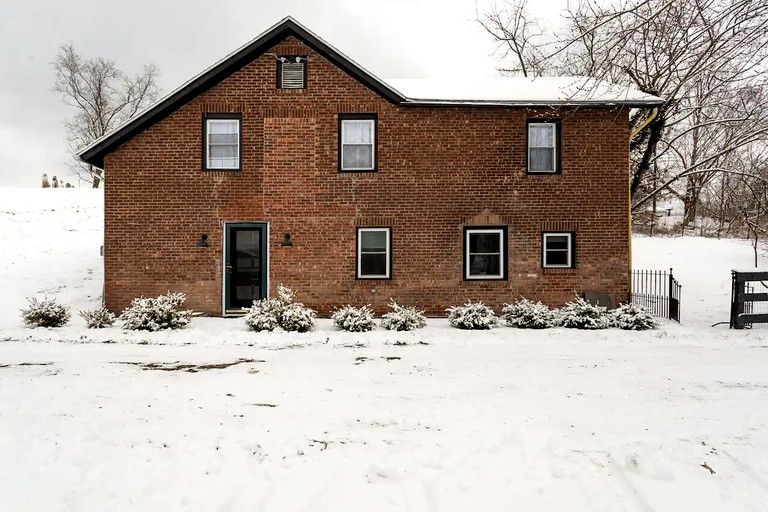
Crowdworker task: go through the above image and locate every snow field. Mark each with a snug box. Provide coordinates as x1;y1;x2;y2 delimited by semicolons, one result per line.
2;189;768;511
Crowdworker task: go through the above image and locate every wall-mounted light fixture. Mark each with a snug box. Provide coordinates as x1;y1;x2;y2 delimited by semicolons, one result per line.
196;234;209;248
277;55;308;63
281;233;293;247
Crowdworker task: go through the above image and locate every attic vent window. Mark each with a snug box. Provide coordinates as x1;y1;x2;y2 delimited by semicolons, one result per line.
277;56;307;89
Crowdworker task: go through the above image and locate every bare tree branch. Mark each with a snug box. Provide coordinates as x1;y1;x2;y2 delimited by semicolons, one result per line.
53;44;160;187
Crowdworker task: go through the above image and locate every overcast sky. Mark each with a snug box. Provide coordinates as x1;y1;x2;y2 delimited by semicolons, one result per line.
0;0;565;187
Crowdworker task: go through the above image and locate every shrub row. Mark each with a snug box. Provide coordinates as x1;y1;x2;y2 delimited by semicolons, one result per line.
20;290;657;332
448;296;658;331
20;293;190;331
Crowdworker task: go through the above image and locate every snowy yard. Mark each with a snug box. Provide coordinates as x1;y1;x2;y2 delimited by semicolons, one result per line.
2;189;768;511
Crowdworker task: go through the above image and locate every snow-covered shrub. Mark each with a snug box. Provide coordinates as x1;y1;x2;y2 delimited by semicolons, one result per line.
279;302;317;332
613;303;659;330
446;301;497;330
332;305;376;332
559;295;612;330
120;292;193;331
79;306;116;328
244;298;281;332
244;285;316;332
21;296;70;328
380;300;427;331
502;298;556;329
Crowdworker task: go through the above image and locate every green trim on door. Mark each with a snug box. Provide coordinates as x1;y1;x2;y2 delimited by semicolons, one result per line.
224;222;268;314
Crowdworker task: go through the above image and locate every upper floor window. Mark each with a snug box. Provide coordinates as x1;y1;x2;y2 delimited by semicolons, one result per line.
204;114;241;170
277;56;307;89
464;227;507;280
339;114;377;172
527;120;560;174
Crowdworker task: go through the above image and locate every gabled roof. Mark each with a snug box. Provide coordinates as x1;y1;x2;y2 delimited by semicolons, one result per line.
79;17;405;168
79;16;664;168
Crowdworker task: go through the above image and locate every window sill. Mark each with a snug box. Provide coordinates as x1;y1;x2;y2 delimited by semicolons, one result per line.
202;169;243;175
542;267;577;273
339;169;378;174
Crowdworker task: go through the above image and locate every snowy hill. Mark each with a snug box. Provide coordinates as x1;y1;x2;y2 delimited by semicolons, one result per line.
1;188;768;511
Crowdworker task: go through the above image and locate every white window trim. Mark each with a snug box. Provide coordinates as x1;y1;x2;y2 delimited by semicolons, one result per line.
465;228;505;280
528;122;557;173
357;227;391;279
542;232;573;268
341;119;376;171
206;118;240;170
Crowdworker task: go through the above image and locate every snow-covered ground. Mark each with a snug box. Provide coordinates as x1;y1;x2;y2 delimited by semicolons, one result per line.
2;189;768;511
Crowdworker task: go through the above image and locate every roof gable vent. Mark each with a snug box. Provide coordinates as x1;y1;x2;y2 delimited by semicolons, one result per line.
278;56;306;89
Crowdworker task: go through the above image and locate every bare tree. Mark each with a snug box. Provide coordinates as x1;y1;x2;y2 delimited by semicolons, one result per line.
476;0;547;76
479;0;768;212
53;44;160;188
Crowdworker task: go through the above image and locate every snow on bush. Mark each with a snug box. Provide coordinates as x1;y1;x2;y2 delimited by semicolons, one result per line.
79;306;116;329
613;303;659;330
559;295;612;330
332;305;376;332
244;298;281;332
279;302;317;332
446;301;497;330
21;296;70;328
502;298;556;329
380;300;427;331
244;285;316;332
120;292;193;331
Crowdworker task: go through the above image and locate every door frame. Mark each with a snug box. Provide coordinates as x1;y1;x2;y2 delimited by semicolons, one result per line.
222;221;269;316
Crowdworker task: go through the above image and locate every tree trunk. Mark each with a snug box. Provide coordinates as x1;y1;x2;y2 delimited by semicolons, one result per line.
91;166;102;189
682;181;700;228
630;115;664;199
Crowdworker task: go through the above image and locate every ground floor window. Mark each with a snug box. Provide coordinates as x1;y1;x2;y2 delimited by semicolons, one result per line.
464;227;507;280
357;227;391;279
542;232;575;268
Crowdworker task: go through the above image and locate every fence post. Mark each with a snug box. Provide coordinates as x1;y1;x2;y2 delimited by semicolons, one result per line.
731;271;745;329
668;268;673;320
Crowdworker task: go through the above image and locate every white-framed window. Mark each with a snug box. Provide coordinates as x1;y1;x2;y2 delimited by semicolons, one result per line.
528;121;558;173
277;56;306;89
542;232;574;268
465;227;506;280
340;116;376;171
205;117;240;170
357;227;390;279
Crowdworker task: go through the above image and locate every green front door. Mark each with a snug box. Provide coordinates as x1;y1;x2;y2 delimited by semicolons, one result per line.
225;223;267;313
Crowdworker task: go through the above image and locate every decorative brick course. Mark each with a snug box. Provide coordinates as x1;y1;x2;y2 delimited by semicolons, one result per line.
103;36;630;316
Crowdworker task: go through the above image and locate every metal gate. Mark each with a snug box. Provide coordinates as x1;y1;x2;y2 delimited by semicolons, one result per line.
731;271;768;329
630;268;681;322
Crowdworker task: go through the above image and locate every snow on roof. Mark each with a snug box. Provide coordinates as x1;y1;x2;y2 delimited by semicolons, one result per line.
386;77;663;106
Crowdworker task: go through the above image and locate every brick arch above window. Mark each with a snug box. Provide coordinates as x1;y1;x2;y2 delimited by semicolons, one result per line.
460;209;513;227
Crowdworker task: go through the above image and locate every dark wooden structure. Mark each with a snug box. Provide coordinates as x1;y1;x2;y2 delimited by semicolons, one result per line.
730;271;768;329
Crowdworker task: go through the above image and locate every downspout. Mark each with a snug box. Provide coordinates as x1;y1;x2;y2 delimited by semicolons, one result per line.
627;107;659;299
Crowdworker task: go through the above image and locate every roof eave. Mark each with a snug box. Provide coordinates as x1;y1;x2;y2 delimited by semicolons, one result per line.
400;98;665;108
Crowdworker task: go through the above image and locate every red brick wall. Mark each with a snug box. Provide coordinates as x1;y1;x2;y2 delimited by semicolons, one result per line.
103;36;630;316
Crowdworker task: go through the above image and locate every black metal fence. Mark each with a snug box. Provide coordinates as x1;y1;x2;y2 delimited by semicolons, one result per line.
630;268;681;322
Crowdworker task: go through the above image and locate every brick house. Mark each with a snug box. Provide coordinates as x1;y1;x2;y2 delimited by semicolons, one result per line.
79;17;663;316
